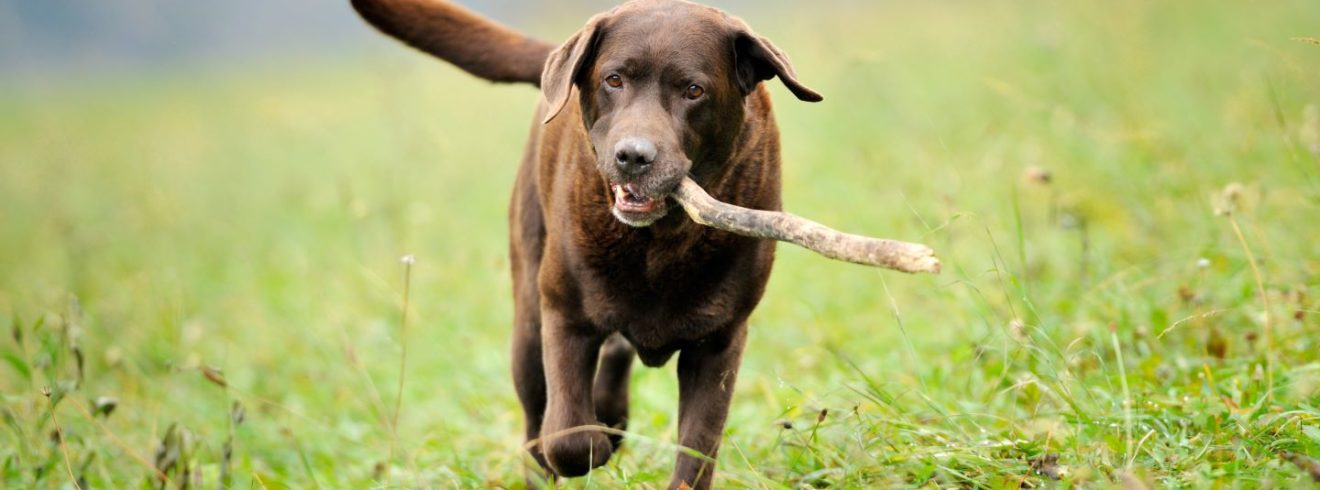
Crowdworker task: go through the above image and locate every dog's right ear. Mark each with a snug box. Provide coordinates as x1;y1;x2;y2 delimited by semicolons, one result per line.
541;14;609;124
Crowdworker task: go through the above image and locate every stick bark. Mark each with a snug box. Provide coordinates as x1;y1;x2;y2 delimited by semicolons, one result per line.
672;177;941;274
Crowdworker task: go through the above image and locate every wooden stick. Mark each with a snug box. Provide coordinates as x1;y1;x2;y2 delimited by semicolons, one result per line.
672;177;941;274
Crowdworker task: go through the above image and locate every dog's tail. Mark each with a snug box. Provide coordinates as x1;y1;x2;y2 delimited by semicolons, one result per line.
351;0;555;86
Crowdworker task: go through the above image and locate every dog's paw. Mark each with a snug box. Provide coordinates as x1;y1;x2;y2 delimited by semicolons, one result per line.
542;428;614;477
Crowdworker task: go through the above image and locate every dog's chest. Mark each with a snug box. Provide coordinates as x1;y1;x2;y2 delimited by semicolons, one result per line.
589;274;739;366
573;227;768;364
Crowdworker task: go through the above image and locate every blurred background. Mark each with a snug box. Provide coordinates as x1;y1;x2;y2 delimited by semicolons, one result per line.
2;0;1318;488
0;0;797;85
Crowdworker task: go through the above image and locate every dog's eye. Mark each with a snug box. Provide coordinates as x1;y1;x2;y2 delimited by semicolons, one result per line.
684;84;705;100
605;74;624;89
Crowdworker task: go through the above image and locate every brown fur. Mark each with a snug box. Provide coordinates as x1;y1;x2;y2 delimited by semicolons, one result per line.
352;0;554;85
351;1;821;487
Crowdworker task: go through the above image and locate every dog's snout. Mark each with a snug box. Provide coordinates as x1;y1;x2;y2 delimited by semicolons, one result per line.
614;137;657;175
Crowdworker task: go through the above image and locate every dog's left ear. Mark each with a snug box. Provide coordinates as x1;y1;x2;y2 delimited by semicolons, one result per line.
733;30;823;102
541;13;609;124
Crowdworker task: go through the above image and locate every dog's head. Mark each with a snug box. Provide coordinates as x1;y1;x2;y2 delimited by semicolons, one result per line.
542;0;822;227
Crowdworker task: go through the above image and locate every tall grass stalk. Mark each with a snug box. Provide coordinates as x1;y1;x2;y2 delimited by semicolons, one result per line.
1110;325;1134;468
46;392;82;490
70;398;169;483
1227;217;1274;402
390;254;416;465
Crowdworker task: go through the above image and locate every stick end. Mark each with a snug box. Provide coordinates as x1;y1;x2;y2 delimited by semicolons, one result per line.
891;243;941;274
913;256;942;275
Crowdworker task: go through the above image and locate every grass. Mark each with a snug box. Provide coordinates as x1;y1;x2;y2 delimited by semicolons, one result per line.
2;0;1320;487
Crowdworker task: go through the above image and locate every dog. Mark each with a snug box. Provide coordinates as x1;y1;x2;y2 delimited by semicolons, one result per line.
351;1;821;487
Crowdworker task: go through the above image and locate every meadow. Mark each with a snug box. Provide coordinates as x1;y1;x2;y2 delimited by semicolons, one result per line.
2;0;1319;487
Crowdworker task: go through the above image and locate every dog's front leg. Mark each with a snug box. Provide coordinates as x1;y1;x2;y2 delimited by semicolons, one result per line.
670;324;748;490
539;307;614;477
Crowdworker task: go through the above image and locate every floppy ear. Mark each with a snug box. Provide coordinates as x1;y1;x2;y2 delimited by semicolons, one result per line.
541;14;609;124
733;31;823;102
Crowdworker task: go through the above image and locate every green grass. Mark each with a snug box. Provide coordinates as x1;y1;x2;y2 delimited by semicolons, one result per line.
3;0;1320;488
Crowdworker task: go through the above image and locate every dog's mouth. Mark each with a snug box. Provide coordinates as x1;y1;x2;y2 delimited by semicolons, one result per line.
609;182;669;227
612;183;658;213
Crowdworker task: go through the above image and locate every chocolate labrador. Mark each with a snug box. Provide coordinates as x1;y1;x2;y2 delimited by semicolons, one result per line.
351;0;821;487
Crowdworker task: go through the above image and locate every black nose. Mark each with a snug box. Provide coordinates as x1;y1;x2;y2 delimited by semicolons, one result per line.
614;137;657;175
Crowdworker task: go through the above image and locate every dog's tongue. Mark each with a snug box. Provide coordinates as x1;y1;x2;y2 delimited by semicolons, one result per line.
612;183;656;212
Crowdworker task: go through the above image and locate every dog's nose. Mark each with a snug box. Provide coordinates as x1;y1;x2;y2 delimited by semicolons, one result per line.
614;137;657;175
